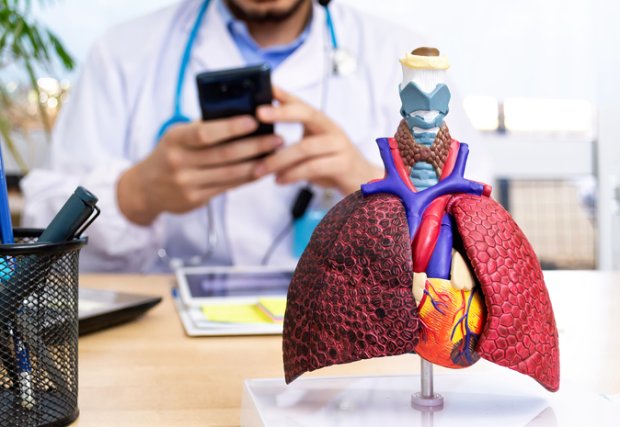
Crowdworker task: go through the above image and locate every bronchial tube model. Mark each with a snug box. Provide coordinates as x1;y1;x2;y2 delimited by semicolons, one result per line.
282;47;560;392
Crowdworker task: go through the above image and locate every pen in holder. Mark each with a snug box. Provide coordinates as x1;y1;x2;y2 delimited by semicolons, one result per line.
0;185;98;426
0;228;87;427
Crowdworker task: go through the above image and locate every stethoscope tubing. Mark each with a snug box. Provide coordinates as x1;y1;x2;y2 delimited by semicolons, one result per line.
156;0;212;140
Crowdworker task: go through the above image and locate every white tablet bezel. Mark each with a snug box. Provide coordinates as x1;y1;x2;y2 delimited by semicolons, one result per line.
174;265;294;308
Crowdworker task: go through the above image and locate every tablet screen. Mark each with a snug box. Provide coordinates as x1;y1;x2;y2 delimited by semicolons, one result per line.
185;270;293;298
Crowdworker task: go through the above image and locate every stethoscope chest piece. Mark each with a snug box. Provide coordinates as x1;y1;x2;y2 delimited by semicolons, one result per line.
332;48;357;77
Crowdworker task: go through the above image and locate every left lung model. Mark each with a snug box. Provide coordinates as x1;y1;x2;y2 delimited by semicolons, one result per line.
282;47;559;392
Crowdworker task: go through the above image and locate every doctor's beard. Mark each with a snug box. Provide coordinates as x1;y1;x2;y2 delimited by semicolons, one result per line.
226;0;309;23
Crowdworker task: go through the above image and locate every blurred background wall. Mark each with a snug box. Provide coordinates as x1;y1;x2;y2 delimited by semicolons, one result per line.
3;0;618;269
32;0;598;99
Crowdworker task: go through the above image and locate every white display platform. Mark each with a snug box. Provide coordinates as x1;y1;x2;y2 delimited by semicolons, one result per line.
241;365;618;427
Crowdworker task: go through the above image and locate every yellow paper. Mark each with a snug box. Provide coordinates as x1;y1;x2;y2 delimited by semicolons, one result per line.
201;304;271;324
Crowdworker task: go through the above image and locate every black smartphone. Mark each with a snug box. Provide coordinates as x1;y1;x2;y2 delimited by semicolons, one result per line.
196;64;274;139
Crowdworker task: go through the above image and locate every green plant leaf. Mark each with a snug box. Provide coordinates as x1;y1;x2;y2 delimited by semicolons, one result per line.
0;0;75;173
47;31;74;70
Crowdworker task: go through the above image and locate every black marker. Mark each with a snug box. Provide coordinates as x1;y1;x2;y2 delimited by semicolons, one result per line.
38;186;100;243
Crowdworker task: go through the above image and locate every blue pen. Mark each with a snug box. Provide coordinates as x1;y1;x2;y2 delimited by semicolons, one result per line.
0;141;34;409
0;141;13;245
9;326;34;409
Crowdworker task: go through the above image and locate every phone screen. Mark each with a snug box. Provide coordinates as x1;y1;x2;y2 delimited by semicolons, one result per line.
196;64;273;137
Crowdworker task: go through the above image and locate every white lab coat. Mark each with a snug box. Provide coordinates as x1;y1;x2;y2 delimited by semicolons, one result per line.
21;0;483;272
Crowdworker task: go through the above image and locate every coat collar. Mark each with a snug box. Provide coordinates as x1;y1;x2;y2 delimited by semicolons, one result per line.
186;0;327;96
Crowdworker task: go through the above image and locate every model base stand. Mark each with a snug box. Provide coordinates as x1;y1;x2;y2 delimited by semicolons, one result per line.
240;361;615;427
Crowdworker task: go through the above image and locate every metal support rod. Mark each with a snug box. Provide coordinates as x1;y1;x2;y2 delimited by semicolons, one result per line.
421;359;434;398
411;358;444;411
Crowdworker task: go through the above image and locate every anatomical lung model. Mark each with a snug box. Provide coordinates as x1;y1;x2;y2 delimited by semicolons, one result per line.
282;47;560;392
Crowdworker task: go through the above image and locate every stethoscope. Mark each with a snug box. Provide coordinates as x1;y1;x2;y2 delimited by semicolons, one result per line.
157;0;357;268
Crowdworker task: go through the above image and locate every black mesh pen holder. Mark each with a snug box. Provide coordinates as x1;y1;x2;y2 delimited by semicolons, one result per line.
0;228;86;427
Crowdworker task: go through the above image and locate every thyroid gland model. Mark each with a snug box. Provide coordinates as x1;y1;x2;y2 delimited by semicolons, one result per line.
282;47;559;392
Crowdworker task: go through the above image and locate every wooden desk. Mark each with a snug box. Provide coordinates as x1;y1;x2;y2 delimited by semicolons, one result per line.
73;271;620;426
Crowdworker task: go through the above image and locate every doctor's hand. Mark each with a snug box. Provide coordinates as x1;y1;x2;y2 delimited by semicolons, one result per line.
253;87;382;195
117;117;283;225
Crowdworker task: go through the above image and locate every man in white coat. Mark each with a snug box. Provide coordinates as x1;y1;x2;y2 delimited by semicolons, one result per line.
21;0;480;272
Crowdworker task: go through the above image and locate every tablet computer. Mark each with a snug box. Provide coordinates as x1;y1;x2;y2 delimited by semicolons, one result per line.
175;265;293;307
173;266;294;336
78;288;162;336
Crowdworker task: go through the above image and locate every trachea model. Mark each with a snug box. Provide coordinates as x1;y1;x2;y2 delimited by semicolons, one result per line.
283;47;559;392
